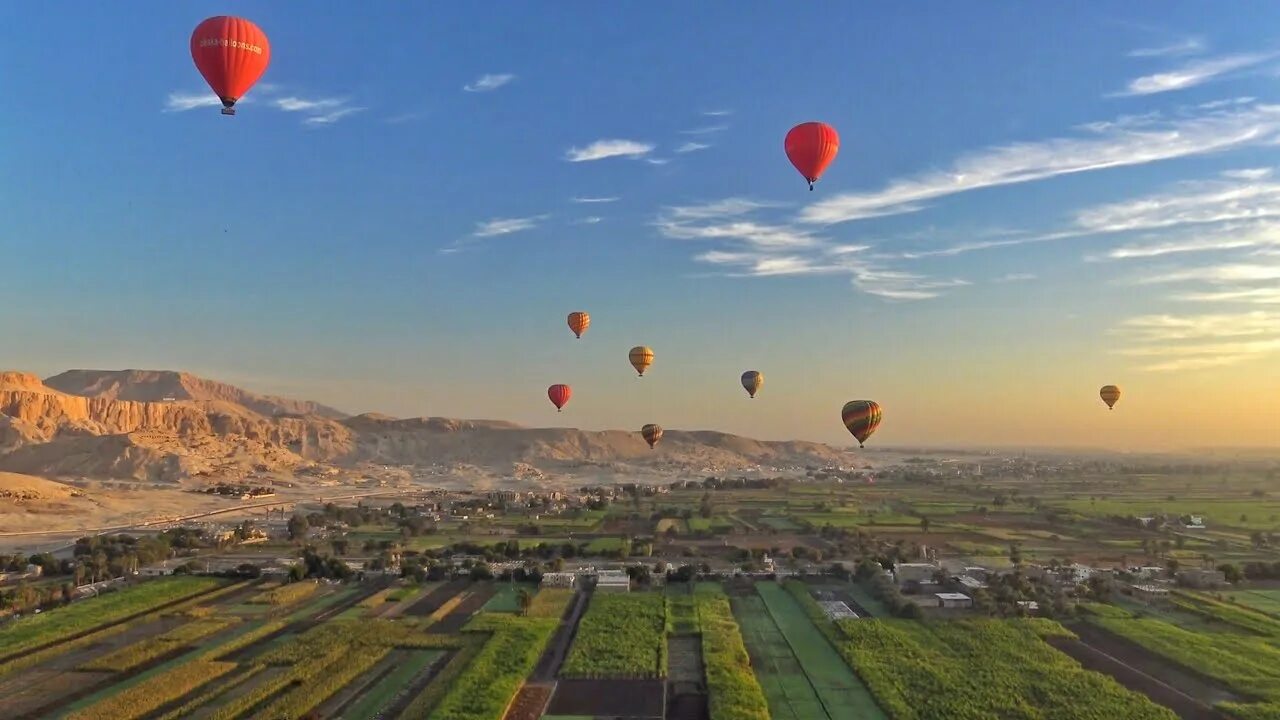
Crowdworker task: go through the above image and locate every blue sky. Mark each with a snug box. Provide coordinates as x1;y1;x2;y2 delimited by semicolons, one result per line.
3;3;1280;448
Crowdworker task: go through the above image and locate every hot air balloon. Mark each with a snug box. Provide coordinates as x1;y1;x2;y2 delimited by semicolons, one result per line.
1100;385;1121;410
548;384;572;412
641;423;663;449
190;16;271;116
629;346;654;377
741;371;764;399
567;312;590;339
785;122;839;190
841;400;882;448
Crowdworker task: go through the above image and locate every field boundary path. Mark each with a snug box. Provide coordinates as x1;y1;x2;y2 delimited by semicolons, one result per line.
533;589;587;681
1059;620;1249;712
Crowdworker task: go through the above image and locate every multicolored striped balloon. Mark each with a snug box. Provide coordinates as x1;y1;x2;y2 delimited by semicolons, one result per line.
567;312;590;339
641;423;663;449
1100;385;1121;410
841;400;882;448
741;370;763;399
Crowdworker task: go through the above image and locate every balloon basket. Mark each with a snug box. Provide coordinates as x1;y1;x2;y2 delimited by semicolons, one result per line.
221;108;236;116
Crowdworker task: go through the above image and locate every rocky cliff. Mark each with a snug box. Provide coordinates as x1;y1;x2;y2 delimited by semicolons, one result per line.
0;369;849;483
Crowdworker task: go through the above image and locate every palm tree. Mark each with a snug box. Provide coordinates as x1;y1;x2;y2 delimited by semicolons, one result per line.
516;588;532;617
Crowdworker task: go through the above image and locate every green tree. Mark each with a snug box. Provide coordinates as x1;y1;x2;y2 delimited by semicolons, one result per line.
516;588;532;616
920;516;931;534
287;514;308;542
699;493;714;519
1218;563;1243;584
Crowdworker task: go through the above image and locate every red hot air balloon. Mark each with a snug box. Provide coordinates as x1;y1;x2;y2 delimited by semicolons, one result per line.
548;384;572;412
785;122;840;190
190;17;271;116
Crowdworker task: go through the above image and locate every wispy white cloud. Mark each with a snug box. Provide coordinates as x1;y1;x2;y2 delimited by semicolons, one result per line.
571;196;619;204
565;139;654;162
1114;310;1280;371
645;158;672;165
658;198;965;299
676;142;710;154
1120;311;1280;341
702;109;733;117
800;102;1280;225
463;73;515;92
574;216;603;225
304;107;365;126
165;88;363;125
1222;167;1273;180
164;91;228;112
1113;53;1274;96
1099;221;1280;260
472;215;546;238
680;125;729;135
996;273;1038;282
273;95;364;125
1128;38;1205;58
1134;262;1280;284
1175;287;1280;304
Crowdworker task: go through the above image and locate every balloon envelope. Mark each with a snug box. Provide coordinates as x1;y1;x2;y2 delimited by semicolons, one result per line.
190;16;270;114
741;370;764;398
785;122;840;190
567;312;590;339
641;423;663;449
548;384;572;411
1100;385;1121;410
629;346;654;377
841;400;882;448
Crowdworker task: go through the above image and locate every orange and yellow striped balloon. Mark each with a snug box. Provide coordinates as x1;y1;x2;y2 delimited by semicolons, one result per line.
641;423;663;449
567;312;590;339
1100;385;1121;410
841;400;882;448
629;346;654;377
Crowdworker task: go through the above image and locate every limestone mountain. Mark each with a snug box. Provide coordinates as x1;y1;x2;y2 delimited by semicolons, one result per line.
0;369;849;483
45;369;347;419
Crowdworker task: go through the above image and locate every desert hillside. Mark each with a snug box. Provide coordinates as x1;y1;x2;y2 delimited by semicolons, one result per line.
0;369;850;484
46;369;347;419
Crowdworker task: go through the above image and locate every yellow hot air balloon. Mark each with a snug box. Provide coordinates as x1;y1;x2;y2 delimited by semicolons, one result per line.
641;423;663;449
567;311;590;339
629;346;654;377
1100;385;1121;410
741;370;763;399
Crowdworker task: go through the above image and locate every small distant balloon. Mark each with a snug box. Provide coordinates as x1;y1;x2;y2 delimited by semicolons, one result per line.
641;423;663;449
785;122;840;191
741;370;764;399
841;400;882;448
1100;385;1121;410
567;312;590;339
190;16;271;116
629;346;654;377
548;384;572;412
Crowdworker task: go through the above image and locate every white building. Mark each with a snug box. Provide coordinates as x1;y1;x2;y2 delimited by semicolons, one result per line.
541;572;577;588
935;592;973;609
893;563;940;586
595;569;630;593
818;600;858;619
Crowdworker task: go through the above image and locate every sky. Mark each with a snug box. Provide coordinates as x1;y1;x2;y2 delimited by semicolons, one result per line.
2;3;1279;450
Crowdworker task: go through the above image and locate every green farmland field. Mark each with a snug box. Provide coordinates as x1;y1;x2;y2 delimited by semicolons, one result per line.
733;594;830;719
754;583;887;720
1227;589;1280;617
